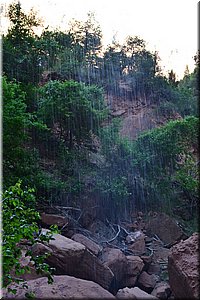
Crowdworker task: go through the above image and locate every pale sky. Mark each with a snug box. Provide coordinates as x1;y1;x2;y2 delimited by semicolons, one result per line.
1;0;198;79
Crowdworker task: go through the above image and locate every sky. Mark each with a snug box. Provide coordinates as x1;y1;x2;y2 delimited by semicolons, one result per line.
1;0;198;79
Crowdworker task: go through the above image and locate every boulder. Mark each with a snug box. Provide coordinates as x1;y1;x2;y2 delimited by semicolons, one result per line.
32;230;85;275
40;213;67;228
32;230;114;290
3;275;115;299
137;271;158;292
151;282;171;299
71;233;102;256
121;275;137;288
126;256;144;276
147;263;161;275
101;247;127;283
146;213;186;245
116;287;158;299
128;233;146;255
75;249;114;291
168;232;199;299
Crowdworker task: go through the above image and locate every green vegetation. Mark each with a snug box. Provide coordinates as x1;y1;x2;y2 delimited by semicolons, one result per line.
2;1;199;287
3;181;55;289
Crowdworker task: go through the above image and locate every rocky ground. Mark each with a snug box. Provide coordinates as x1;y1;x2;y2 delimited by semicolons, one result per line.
3;211;199;299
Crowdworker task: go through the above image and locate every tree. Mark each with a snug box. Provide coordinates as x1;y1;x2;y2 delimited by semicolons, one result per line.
37;80;107;148
168;69;177;86
3;2;42;83
3;76;44;187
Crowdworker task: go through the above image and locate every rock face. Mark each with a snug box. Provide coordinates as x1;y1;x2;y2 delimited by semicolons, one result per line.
116;287;158;299
32;230;114;291
168;232;199;299
72;233;102;256
146;213;186;245
3;275;115;299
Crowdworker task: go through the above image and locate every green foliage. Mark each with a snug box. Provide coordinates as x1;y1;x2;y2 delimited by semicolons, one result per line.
3;181;55;288
131;116;199;211
3;2;42;84
3;76;46;187
38;80;107;147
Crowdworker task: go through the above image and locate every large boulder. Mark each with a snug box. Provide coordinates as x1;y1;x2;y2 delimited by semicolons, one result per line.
146;213;186;245
32;230;114;291
101;247;127;283
71;233;102;256
75;249;114;291
32;229;85;274
168;232;199;299
116;287;158;299
3;275;115;299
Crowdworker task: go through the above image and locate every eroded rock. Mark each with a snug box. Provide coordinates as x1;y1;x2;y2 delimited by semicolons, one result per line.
126;256;144;276
41;213;67;228
146;213;186;245
128;233;146;255
116;287;158;299
137;271;158;292
168;232;199;299
101;247;127;283
3;275;116;299
32;230;114;291
72;233;102;256
32;229;85;275
151;281;171;299
75;249;114;291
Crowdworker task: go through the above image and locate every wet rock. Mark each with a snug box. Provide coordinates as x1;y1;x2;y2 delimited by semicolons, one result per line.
137;271;158;292
127;232;146;255
3;275;116;299
147;263;161;275
126;256;144;276
40;212;67;228
151;282;171;299
121;275;137;288
76;249;114;291
32;230;114;291
116;287;158;299
168;232;199;299
101;247;127;283
146;213;186;245
71;233;102;256
32;229;85;275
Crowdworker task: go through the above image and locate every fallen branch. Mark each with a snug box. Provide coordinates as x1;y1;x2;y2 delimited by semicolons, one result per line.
106;225;121;243
55;206;81;211
146;247;154;257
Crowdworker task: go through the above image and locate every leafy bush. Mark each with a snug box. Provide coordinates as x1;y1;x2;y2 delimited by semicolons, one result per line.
3;181;55;289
